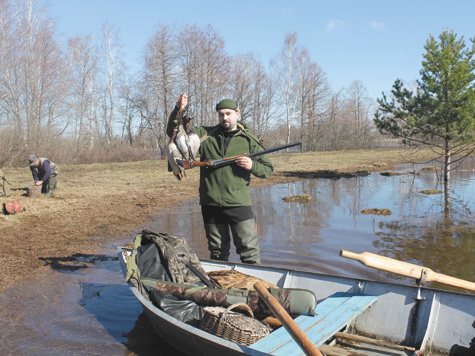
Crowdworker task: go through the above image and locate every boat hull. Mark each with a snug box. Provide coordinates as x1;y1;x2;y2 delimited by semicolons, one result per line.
118;247;475;356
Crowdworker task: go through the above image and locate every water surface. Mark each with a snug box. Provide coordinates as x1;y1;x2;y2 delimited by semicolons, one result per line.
155;158;475;287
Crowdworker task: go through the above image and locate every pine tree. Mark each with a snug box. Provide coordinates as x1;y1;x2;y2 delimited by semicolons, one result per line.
374;30;475;211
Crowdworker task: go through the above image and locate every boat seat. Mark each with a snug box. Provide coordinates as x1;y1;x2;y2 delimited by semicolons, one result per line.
251;292;378;356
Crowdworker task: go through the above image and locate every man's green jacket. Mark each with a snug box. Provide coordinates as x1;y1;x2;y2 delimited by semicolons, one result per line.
167;108;274;207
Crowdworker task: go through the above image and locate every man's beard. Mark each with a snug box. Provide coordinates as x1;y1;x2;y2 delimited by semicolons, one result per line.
220;122;231;131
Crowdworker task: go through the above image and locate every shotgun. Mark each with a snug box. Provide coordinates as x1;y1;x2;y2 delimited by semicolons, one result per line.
177;141;302;169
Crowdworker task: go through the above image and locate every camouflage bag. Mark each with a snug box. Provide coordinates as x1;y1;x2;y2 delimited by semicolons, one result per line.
126;229;214;288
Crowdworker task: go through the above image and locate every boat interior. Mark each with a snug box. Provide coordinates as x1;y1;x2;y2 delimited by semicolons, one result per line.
120;247;474;356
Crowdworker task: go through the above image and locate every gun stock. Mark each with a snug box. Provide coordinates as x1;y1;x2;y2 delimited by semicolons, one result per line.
177;160;211;169
340;250;475;291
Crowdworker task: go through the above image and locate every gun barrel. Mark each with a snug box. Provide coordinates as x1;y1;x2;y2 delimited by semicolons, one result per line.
212;141;301;168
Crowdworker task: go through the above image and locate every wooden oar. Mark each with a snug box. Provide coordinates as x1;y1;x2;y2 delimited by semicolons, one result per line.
254;282;324;356
333;332;416;352
340;250;475;292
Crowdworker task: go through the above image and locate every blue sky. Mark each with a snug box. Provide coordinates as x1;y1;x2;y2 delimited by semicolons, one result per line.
47;0;475;98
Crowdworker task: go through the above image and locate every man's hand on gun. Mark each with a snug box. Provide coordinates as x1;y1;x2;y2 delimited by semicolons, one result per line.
235;155;252;171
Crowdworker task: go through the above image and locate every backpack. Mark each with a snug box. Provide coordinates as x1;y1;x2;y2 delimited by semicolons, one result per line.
126;229;214;291
37;158;60;176
51;162;60;176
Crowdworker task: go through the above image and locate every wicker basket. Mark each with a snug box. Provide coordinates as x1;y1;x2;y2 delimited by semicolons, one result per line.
27;184;42;198
200;303;272;346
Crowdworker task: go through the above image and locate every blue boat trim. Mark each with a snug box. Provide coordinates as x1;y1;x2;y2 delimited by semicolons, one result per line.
251;292;378;355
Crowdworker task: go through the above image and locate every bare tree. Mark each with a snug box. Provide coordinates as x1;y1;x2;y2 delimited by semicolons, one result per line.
320;91;349;150
137;23;180;153
0;0;69;154
177;24;230;126
297;49;331;151
0;0;19;130
249;60;276;141
68;33;98;151
99;21;123;147
272;33;304;144
118;73;138;145
344;80;375;147
229;53;276;141
228;53;255;121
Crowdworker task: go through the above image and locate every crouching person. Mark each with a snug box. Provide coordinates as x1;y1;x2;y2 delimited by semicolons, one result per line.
28;154;60;195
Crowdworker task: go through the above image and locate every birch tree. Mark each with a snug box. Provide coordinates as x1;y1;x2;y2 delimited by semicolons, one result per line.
0;0;68;152
68;34;98;151
99;21;123;147
272;33;304;144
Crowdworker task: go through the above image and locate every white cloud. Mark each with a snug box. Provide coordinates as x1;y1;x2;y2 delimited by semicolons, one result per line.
369;21;387;31
326;20;345;33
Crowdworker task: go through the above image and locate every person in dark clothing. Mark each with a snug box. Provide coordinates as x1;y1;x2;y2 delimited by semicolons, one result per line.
28;154;59;195
167;93;274;265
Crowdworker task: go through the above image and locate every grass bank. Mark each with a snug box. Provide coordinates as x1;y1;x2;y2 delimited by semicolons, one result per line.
0;148;436;292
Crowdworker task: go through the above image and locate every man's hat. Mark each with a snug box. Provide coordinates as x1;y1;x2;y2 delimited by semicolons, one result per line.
28;154;38;166
216;99;239;111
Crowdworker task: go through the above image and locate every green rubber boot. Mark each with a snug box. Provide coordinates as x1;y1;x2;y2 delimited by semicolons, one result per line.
204;223;231;261
45;177;57;195
230;218;261;265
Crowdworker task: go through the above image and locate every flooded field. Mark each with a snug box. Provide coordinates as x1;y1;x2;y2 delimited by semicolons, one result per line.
1;159;474;355
157;158;475;286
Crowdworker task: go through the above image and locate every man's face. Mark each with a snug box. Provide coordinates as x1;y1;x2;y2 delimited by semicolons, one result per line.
218;109;239;131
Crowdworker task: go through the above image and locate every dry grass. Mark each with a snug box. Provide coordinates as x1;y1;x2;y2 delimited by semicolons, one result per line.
0;148;436;292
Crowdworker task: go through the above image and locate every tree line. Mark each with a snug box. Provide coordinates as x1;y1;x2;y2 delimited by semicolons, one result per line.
0;0;385;168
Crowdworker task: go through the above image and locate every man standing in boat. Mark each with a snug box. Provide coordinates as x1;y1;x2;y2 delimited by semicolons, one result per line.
167;93;274;265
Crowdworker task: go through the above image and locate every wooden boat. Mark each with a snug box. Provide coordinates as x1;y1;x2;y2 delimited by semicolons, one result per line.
117;246;475;356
